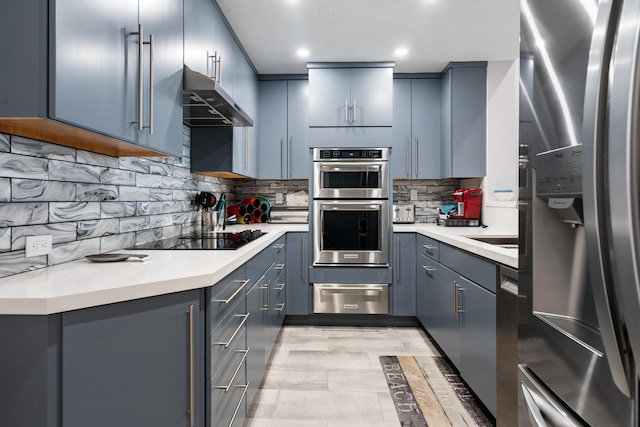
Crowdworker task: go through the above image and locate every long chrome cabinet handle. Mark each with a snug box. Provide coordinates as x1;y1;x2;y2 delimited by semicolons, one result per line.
217;53;222;85
245;128;250;171
187;304;195;427
300;236;305;282
289;136;293;178
214;313;250;348
147;33;154;134
353;99;357;122
345;99;349;123
395;236;400;281
228;383;249;427
415;137;419;178
319;286;385;292
213;279;250;304
456;283;465;315
406;137;411;178
453;281;458;315
280;138;285;178
213;348;249;392
132;24;144;131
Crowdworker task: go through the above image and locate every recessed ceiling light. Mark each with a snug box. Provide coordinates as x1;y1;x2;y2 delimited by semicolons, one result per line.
395;47;409;57
297;48;310;58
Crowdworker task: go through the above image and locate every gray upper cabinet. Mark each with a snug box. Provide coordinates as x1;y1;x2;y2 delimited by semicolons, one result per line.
61;290;204;427
258;80;310;179
233;45;258;177
52;0;184;157
184;0;216;78
212;8;235;97
308;65;393;127
441;62;487;178
391;78;441;179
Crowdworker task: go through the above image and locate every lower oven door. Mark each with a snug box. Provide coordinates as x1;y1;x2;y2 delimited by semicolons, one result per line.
313;283;389;314
313;200;389;266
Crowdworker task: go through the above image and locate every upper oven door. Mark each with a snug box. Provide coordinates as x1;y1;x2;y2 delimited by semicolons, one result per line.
313;200;389;266
313;161;389;199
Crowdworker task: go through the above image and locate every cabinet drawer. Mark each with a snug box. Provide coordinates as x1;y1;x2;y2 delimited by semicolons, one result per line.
439;244;497;293
209;337;249;427
417;234;439;261
209;268;249;325
210;298;248;376
245;236;286;284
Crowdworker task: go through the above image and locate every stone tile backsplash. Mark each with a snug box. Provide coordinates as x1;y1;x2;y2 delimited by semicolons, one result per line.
0;126;233;278
0;124;461;279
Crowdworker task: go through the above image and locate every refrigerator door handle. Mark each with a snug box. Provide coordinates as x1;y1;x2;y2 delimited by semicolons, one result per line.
607;0;640;384
582;0;632;397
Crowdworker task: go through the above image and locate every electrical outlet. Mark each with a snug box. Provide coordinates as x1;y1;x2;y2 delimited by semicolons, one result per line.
410;189;418;201
25;235;52;258
275;192;284;204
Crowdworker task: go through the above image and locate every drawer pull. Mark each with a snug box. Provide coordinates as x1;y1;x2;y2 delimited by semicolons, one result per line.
228;383;249;427
422;244;437;251
213;279;250;304
213;348;250;392
421;265;436;272
319;286;385;292
274;283;286;291
276;302;286;312
273;243;285;249
274;263;285;270
214;314;249;348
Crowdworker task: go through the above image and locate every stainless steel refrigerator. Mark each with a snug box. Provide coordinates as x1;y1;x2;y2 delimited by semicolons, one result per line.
518;0;640;425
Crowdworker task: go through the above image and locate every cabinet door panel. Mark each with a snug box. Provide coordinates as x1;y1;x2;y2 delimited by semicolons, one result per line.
350;68;393;126
450;66;486;177
212;8;234;97
287;80;311;179
61;291;203;427
441;70;453;178
184;0;216;76
138;0;184;157
437;266;461;369
52;0;138;142
258;81;288;179
413;79;441;178
459;276;496;415
391;79;412;179
393;233;416;316
286;233;309;315
308;68;351;127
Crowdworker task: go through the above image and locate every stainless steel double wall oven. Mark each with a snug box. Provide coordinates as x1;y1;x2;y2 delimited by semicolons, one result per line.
312;148;390;266
311;147;391;315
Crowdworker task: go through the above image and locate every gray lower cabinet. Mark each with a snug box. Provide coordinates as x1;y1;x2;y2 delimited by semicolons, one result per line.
441;62;487;178
391;78;441;179
245;236;287;411
415;234;497;416
207;267;249;427
285;232;309;315
61;290;204;427
258;79;310;179
392;233;416;316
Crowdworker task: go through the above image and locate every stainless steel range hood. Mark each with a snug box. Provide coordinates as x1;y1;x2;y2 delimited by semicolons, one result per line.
182;65;253;127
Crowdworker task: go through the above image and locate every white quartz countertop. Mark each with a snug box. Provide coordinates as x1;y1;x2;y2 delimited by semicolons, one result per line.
393;223;518;269
0;224;307;315
0;222;516;315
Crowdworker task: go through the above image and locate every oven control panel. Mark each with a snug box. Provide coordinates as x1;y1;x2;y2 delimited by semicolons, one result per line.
314;148;389;161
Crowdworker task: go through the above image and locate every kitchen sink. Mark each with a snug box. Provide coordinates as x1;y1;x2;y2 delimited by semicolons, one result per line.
465;236;518;248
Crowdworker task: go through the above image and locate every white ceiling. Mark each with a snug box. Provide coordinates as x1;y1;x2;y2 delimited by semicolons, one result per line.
216;0;520;75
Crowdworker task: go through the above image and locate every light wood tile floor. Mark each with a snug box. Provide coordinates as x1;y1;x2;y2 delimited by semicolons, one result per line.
244;325;442;427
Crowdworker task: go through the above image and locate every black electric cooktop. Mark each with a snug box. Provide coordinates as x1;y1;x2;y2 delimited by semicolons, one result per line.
128;230;266;250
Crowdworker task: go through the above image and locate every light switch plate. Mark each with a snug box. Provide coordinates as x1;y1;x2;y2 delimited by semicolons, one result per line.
410;189;418;201
275;192;284;204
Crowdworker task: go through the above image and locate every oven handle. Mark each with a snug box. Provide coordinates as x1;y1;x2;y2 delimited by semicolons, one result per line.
317;162;386;172
318;286;386;292
317;201;387;211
